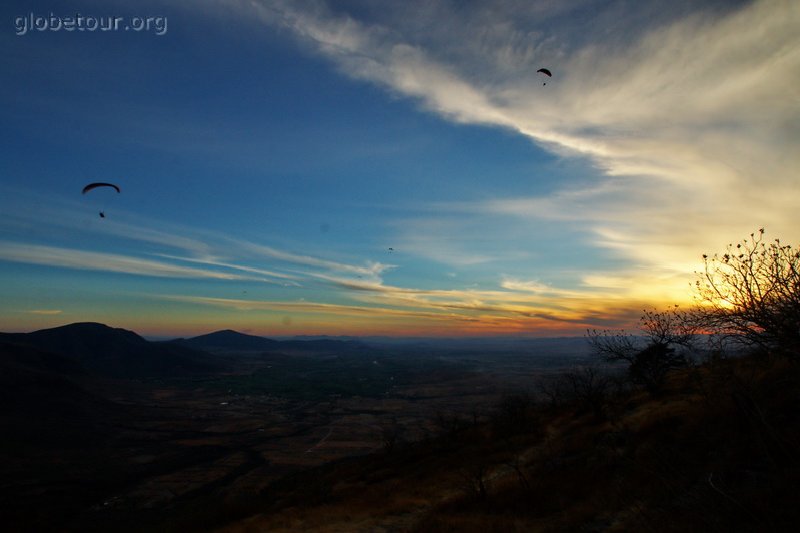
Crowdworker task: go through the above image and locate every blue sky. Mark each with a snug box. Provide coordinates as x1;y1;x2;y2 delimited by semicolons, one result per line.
1;0;798;337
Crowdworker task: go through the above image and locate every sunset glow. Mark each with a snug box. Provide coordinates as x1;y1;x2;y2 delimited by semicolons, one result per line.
2;0;798;337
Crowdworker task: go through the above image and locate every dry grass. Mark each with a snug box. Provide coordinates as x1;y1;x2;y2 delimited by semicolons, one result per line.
219;353;800;532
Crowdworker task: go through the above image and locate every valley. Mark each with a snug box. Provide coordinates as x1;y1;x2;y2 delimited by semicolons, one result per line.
0;325;592;532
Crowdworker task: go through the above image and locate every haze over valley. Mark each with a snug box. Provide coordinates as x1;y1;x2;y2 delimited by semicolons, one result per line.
1;322;598;531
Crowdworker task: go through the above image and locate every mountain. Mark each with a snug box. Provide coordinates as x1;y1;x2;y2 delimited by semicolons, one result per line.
178;329;370;354
177;329;283;352
0;322;221;379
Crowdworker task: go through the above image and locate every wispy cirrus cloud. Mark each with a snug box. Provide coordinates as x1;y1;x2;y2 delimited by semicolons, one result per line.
0;241;256;281
0;182;650;331
0;185;392;288
153;253;301;285
160;294;479;323
234;240;392;279
161;272;647;332
501;277;563;295
5;1;795;336
242;0;800;296
283;270;646;328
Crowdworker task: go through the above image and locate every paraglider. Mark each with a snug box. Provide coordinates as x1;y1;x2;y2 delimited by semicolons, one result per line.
537;68;552;85
82;182;120;194
82;182;120;218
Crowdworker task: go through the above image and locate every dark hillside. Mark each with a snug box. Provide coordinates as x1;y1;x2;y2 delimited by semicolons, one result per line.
222;353;800;532
0;322;221;378
176;329;283;352
2;322;797;532
0;341;121;450
177;329;370;354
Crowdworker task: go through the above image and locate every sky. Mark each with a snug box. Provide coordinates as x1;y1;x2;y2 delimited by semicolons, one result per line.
1;0;798;338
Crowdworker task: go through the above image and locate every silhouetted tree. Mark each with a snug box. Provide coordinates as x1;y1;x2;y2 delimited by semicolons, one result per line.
536;374;568;408
588;307;697;394
493;393;534;437
626;342;684;394
562;365;613;417
505;453;531;490
459;462;490;501
695;229;800;357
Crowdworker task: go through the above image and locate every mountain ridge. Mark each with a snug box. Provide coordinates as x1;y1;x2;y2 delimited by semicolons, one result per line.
0;322;221;379
175;328;370;353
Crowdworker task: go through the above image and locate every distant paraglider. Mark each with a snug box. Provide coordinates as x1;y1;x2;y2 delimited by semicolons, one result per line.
82;182;120;218
537;68;552;85
82;182;121;194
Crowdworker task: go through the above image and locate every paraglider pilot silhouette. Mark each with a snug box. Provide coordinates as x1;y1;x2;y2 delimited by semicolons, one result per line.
82;182;120;218
537;68;552;86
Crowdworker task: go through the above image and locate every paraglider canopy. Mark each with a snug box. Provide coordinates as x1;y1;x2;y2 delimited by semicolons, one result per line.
82;182;120;194
82;182;120;218
537;68;552;86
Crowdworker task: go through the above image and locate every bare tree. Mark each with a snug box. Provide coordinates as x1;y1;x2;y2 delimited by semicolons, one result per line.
536;374;569;408
696;229;800;356
493;393;534;437
459;462;490;501
588;307;697;394
505;453;531;490
562;365;613;417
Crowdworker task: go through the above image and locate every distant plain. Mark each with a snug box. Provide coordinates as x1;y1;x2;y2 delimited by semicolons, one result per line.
0;324;594;531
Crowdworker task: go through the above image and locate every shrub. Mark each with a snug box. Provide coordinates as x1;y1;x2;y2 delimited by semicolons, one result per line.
588;307;696;394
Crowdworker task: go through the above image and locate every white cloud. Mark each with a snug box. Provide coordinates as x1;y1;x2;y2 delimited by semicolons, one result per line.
388;216;531;267
242;0;799;294
159;293;479;323
0;242;254;281
5;0;796;334
501;277;555;294
235;240;392;279
0;185;393;288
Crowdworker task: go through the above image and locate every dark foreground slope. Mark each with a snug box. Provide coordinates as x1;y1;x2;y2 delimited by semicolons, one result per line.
0;323;507;532
221;353;800;533
0;323;225;532
0;339;127;532
0;341;120;449
3;322;798;532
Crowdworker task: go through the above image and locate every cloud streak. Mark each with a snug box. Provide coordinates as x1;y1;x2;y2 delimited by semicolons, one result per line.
4;1;796;336
244;0;800;297
0;186;391;288
0;190;651;332
159;294;486;325
0;242;255;281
